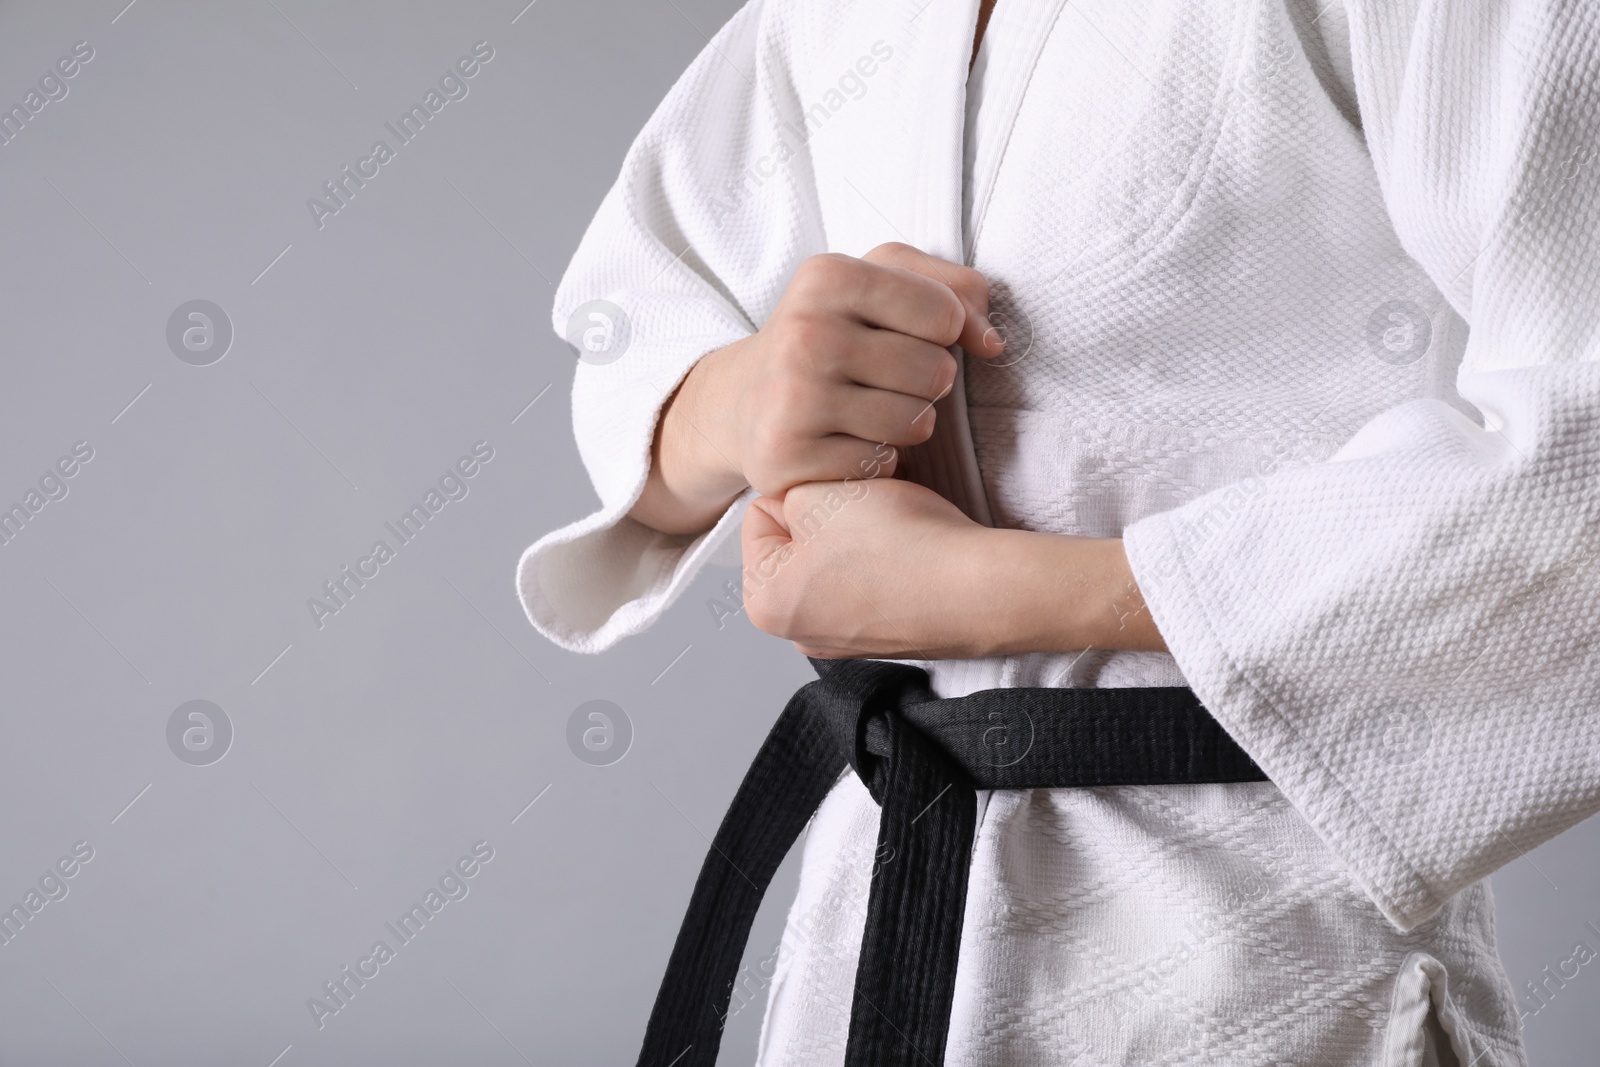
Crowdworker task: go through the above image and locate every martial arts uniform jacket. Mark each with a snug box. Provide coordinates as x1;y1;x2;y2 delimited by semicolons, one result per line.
516;1;1600;1063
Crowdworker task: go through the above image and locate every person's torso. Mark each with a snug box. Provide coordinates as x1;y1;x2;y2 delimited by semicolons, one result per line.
753;6;1524;1066
934;0;1469;694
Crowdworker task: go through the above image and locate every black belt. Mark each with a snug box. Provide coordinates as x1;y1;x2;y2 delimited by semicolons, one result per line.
636;657;1267;1067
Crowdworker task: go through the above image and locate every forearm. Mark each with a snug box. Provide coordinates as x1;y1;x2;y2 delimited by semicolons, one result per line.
965;529;1167;655
627;339;751;536
741;474;1170;661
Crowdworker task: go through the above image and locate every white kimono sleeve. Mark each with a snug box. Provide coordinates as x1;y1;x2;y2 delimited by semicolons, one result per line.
1122;0;1600;931
516;0;824;653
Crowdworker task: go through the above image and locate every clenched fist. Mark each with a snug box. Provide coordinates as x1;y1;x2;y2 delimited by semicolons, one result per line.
628;242;1005;535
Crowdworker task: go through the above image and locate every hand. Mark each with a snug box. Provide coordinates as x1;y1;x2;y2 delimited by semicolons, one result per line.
720;243;1003;495
740;479;1169;659
741;477;989;659
629;243;1006;535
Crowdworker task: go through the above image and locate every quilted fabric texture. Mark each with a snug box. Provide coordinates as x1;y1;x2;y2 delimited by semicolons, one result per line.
767;776;1514;1066
517;0;1598;1062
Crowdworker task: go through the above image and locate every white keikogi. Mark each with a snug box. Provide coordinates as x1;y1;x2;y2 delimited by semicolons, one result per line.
516;0;1600;1064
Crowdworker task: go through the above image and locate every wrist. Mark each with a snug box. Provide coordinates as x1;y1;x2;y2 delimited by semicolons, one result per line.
675;338;751;501
628;341;751;536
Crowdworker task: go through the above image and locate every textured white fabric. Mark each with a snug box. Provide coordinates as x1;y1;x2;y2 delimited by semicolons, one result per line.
518;0;1600;1063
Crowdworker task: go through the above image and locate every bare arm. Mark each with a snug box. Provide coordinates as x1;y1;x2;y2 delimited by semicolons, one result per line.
741;478;1166;660
627;336;753;536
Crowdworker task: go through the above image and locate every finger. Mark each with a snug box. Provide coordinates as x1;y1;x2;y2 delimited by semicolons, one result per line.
861;242;1004;359
823;385;939;448
835;327;959;402
741;495;793;573
741;495;807;638
793;253;966;348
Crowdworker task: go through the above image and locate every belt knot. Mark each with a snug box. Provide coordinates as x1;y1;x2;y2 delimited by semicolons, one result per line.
809;656;938;806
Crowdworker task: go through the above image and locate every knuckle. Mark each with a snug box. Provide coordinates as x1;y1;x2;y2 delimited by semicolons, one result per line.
933;291;965;345
771;306;843;371
778;312;830;358
794;253;830;281
795;252;854;293
865;241;915;264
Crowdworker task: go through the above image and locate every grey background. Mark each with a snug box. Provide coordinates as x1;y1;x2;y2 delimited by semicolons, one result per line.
0;1;1593;1065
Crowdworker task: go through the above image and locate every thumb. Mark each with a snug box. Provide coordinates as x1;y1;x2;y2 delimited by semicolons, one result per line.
741;494;794;586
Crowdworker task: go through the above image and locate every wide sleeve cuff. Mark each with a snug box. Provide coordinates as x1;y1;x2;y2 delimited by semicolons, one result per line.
1123;515;1437;931
515;484;752;655
516;324;755;654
